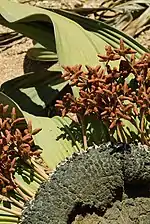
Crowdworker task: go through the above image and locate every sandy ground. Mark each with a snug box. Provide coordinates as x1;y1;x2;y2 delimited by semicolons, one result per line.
0;37;32;85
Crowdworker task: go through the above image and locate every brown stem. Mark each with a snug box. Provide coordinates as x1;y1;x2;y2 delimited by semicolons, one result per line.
119;125;127;143
32;166;48;180
0;205;21;217
15;187;30;202
140;110;149;145
32;172;43;184
140;110;145;133
0;174;10;184
0;193;24;209
30;159;48;180
116;124;124;143
15;179;34;198
130;116;148;145
78;114;87;150
10;196;24;209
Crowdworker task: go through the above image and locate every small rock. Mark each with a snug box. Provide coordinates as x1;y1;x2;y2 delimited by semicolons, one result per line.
74;1;83;8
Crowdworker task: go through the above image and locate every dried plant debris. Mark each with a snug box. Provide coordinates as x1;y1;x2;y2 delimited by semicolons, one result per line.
0;31;24;53
56;40;150;147
31;0;150;38
96;0;150;37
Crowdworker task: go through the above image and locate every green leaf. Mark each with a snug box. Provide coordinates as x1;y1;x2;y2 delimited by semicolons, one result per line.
52;9;149;56
0;91;83;179
23;112;82;169
27;42;58;61
0;92;41;185
85;115;110;145
0;0;148;70
0;92;82;222
0;1;57;53
0;70;67;116
0;0;99;67
0;92;24;117
0;92;38;223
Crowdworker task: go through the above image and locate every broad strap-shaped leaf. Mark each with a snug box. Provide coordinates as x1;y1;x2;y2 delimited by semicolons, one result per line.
0;0;99;67
51;9;149;57
0;92;38;224
0;1;57;53
0;92;82;222
0;91;83;173
0;92;39;198
0;92;24;117
0;70;67;116
27;42;58;61
23;112;82;169
1;0;148;69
